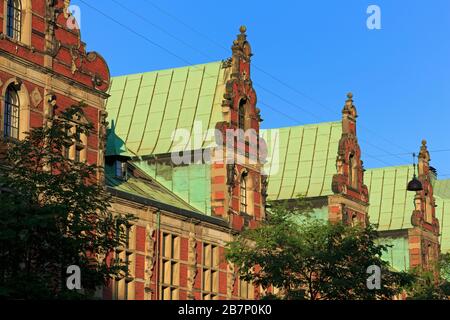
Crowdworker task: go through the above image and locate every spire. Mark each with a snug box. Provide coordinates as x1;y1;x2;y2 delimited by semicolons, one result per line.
342;92;357;118
231;26;252;79
342;92;358;135
419;139;430;162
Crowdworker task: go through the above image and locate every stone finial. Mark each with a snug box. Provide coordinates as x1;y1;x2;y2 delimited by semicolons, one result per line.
419;139;430;161
343;92;357;118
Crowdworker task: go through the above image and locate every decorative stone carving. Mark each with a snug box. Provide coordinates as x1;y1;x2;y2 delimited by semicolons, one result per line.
63;0;71;18
69;45;80;74
227;262;237;299
31;88;42;108
86;52;98;62
44;92;57;121
46;0;63;57
99;110;108;151
187;232;198;299
92;74;104;87
261;175;268;206
222;58;232;69
144;225;156;295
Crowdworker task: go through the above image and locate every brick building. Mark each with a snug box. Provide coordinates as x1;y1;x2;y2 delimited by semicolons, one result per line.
0;0;110;169
1;0;450;301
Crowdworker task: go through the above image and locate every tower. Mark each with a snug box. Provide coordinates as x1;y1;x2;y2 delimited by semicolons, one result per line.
329;93;370;226
211;26;265;231
409;140;440;270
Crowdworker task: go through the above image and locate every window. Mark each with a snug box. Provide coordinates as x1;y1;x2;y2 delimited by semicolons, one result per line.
238;100;246;131
349;153;358;189
3;84;20;139
240;173;247;214
425;193;433;224
114;224;134;300
240;279;254;299
6;0;22;41
74;148;81;163
202;243;219;300
64;126;86;163
115;160;127;179
160;233;180;300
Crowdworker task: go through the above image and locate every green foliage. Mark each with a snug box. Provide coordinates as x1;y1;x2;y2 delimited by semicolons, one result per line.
226;198;412;300
0;103;134;299
405;253;450;300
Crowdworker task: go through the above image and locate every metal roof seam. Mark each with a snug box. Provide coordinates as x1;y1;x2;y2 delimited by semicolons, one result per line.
151;69;175;154
291;126;306;199
166;67;190;153
125;74;144;144
276;128;291;200
137;72;158;153
305;126;319;197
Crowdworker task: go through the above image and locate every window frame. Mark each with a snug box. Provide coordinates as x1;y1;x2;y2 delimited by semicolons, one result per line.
240;173;247;214
160;232;180;300
3;84;20;139
6;0;22;41
201;243;219;300
238;99;246;131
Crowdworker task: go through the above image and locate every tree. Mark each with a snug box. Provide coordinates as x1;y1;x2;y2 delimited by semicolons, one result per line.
226;198;412;300
0;103;133;299
405;253;450;300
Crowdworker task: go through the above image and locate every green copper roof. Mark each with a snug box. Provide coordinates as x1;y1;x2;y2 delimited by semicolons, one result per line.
132;160;212;215
435;195;450;253
377;236;410;272
262;121;342;200
105;164;201;213
106;61;229;156
365;165;415;231
433;179;450;199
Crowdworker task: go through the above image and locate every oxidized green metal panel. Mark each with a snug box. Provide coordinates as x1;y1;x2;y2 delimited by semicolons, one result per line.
365;165;415;231
377;237;410;272
106;61;227;156
133;161;211;215
104;163;201;213
262;121;342;201
433;179;450;199
435;195;450;253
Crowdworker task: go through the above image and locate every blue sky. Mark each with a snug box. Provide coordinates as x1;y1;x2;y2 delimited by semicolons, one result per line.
73;0;450;177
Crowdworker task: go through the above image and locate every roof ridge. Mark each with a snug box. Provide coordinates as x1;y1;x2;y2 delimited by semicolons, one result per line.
365;164;413;171
111;60;225;79
261;120;341;131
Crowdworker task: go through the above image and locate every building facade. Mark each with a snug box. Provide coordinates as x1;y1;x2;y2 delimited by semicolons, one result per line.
0;0;110;171
1;0;450;301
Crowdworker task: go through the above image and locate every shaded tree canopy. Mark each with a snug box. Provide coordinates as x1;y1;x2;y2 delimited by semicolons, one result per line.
0;103;133;299
226;198;412;300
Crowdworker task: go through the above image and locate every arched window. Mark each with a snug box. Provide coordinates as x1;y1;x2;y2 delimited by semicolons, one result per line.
349;153;358;189
3;84;20;139
6;0;22;41
425;192;433;224
238;99;246;131
240;173;247;214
